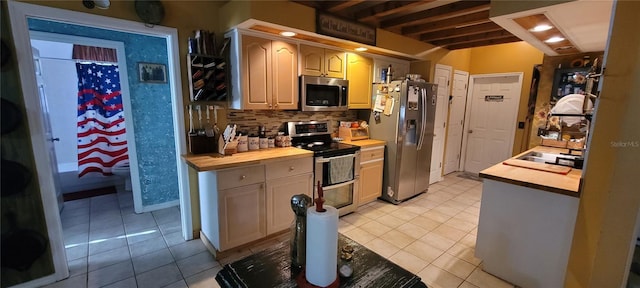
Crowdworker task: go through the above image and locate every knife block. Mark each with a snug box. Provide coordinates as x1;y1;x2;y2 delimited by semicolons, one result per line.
189;134;216;154
218;136;238;155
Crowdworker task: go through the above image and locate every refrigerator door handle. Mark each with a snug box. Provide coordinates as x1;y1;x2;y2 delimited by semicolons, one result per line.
417;87;428;150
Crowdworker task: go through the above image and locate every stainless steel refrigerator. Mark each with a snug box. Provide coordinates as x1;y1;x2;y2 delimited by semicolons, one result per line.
367;80;437;204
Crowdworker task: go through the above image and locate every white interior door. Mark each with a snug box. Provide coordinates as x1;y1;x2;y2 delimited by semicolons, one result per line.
430;64;451;183
463;74;523;174
443;70;469;175
33;48;64;212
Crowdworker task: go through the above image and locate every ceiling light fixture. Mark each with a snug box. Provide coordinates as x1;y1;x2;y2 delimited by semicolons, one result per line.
529;24;553;32
545;36;565;43
280;31;296;37
355;47;368;52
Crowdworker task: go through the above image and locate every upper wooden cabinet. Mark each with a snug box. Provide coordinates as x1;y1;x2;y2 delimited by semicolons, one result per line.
300;44;345;78
346;53;374;109
228;31;298;110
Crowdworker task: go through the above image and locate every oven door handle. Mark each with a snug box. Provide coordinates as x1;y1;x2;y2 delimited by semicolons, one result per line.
316;154;356;163
322;179;356;191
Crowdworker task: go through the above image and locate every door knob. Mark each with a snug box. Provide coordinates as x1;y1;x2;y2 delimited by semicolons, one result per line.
50;138;60;142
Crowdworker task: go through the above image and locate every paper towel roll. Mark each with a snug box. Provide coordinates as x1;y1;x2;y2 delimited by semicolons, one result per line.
305;205;338;287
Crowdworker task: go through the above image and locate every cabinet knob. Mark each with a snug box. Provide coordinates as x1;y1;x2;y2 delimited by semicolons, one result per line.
371;153;375;157
241;175;246;180
269;104;272;109
275;104;278;108
289;166;294;171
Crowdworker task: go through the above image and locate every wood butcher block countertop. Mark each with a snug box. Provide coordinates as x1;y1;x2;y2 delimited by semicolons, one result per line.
479;146;582;197
340;139;386;148
182;147;313;171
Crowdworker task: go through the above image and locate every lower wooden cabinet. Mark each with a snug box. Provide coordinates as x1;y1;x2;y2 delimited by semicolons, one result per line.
218;183;266;250
358;145;385;206
198;156;313;253
266;173;313;234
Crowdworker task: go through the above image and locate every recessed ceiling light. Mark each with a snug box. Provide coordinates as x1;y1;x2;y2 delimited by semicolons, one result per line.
355;47;368;52
529;24;553;32
545;36;565;43
280;31;296;37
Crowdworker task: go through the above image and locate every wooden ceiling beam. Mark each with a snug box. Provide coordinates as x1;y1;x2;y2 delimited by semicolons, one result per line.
419;22;504;42
444;36;522;50
401;10;491;36
430;30;515;47
325;0;366;12
354;1;431;23
380;0;489;29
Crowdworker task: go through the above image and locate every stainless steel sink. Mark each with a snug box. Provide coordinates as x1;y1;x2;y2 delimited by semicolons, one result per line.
516;151;580;167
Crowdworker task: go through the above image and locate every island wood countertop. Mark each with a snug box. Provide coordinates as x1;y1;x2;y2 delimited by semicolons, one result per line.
479;146;582;197
182;147;313;171
340;139;386;148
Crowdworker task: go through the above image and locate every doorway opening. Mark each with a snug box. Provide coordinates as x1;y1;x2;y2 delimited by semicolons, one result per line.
30;32;138;212
7;2;190;284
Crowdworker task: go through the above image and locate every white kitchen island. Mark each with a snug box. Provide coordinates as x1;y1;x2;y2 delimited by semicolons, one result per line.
476;146;582;288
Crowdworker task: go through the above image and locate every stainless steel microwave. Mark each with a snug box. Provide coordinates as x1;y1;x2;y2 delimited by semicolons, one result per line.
300;75;349;112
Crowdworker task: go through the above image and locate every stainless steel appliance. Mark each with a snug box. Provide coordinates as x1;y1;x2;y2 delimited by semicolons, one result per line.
299;75;349;112
287;121;360;216
367;80;438;204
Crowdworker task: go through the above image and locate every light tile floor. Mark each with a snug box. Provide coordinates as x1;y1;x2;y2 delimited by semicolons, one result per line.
48;172;514;288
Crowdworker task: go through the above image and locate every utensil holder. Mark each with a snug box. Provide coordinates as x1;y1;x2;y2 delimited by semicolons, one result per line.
189;134;215;154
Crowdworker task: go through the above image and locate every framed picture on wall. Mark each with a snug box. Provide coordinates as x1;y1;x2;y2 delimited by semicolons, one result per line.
138;62;166;83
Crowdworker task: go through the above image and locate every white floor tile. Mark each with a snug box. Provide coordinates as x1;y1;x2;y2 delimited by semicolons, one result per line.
67;257;87;278
432;252;476;279
420;232;457;252
164;280;189;288
185;267;222;288
87;261;134;287
102;277;137;288
163;231;188;247
362;237;400;258
176;251;220;278
88;237;128;256
169;239;208;261
135;263;183;288
359;220;393;237
88;246;130;272
403;240;445;263
129;235;167;258
466;267;515;288
389;250;429;274
379;229;416;249
417;264;464;288
43;274;87;288
131;247;174;274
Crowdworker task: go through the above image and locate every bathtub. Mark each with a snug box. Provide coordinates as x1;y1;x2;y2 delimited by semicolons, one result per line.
58;162;118;193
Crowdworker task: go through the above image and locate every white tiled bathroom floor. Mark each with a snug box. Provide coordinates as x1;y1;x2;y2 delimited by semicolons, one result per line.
48;172;513;288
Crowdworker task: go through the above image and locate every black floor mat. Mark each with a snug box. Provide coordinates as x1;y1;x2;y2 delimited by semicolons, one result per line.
63;186;116;201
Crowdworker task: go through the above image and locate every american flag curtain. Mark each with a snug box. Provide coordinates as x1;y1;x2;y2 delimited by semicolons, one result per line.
76;63;128;177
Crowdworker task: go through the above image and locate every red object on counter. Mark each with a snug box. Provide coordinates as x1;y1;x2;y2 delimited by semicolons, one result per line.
314;181;326;212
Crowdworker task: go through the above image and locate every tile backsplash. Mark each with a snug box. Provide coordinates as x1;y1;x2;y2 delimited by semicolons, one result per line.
227;110;359;137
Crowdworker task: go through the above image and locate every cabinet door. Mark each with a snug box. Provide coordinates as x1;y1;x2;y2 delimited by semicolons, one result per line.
272;40;298;110
300;44;324;76
266;173;313;235
346;53;374;109
218;182;266;250
324;48;345;78
359;160;383;206
241;35;272;109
